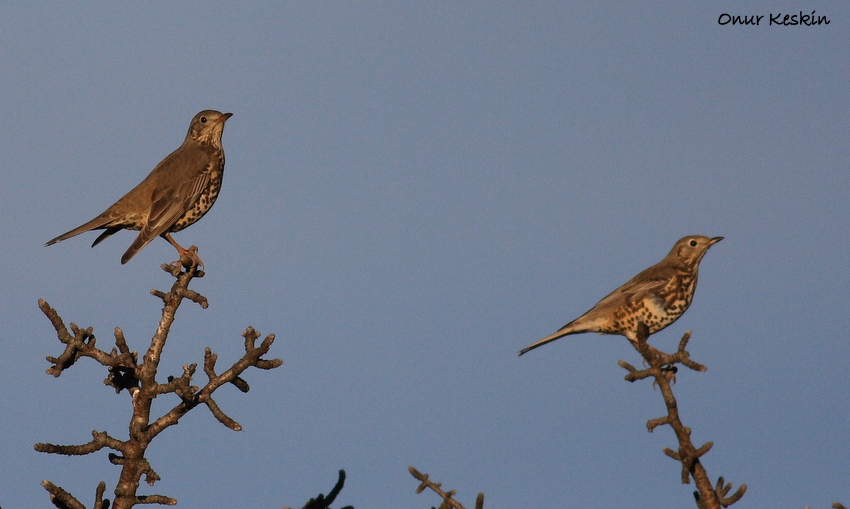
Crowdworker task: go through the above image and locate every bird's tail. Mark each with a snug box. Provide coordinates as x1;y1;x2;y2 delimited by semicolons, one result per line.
518;323;585;356
45;216;113;247
518;329;570;356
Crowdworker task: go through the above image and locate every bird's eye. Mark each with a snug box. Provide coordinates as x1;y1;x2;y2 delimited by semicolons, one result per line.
200;117;207;123
689;239;697;247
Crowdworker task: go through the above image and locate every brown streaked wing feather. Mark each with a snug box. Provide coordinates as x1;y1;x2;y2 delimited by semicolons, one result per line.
566;263;679;323
121;201;184;264
146;177;206;232
120;150;214;264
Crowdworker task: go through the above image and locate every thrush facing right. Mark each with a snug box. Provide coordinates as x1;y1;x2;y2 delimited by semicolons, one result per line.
519;235;723;356
46;110;232;267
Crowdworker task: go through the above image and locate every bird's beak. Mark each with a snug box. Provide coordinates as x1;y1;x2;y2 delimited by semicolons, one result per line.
709;236;724;245
218;113;233;123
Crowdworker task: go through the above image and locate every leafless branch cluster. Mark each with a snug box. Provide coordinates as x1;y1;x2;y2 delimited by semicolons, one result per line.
36;262;283;509
408;466;484;509
618;324;746;508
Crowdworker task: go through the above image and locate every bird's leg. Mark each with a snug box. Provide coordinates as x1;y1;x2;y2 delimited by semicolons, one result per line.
633;321;662;366
163;233;204;271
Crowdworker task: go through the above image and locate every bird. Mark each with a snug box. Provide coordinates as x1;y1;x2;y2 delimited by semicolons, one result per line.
46;110;233;268
519;235;723;356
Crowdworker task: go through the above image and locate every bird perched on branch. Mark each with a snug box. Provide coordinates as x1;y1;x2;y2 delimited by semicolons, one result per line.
519;235;723;355
46;110;232;268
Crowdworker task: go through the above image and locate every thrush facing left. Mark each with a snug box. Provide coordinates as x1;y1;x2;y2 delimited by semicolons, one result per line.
519;235;723;356
46;110;232;267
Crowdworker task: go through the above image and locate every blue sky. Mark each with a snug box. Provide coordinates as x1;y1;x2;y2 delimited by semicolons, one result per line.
1;3;848;508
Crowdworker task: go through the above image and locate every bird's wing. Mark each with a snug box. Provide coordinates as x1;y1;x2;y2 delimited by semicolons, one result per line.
121;148;214;263
576;263;678;318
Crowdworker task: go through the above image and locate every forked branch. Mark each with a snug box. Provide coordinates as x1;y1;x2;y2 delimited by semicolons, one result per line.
37;262;282;509
618;325;746;508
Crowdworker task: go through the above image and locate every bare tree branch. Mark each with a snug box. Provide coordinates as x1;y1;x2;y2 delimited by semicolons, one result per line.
408;466;484;509
38;261;282;508
35;430;126;456
42;480;86;509
619;325;746;508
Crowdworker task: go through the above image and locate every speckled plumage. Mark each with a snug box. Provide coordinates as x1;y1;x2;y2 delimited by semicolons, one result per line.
519;235;723;355
46;110;232;266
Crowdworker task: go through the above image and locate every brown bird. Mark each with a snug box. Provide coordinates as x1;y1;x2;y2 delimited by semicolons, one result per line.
46;110;232;267
519;235;723;355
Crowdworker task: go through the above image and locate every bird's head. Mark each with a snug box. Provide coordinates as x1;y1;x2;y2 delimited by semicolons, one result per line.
186;110;233;146
671;235;723;267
